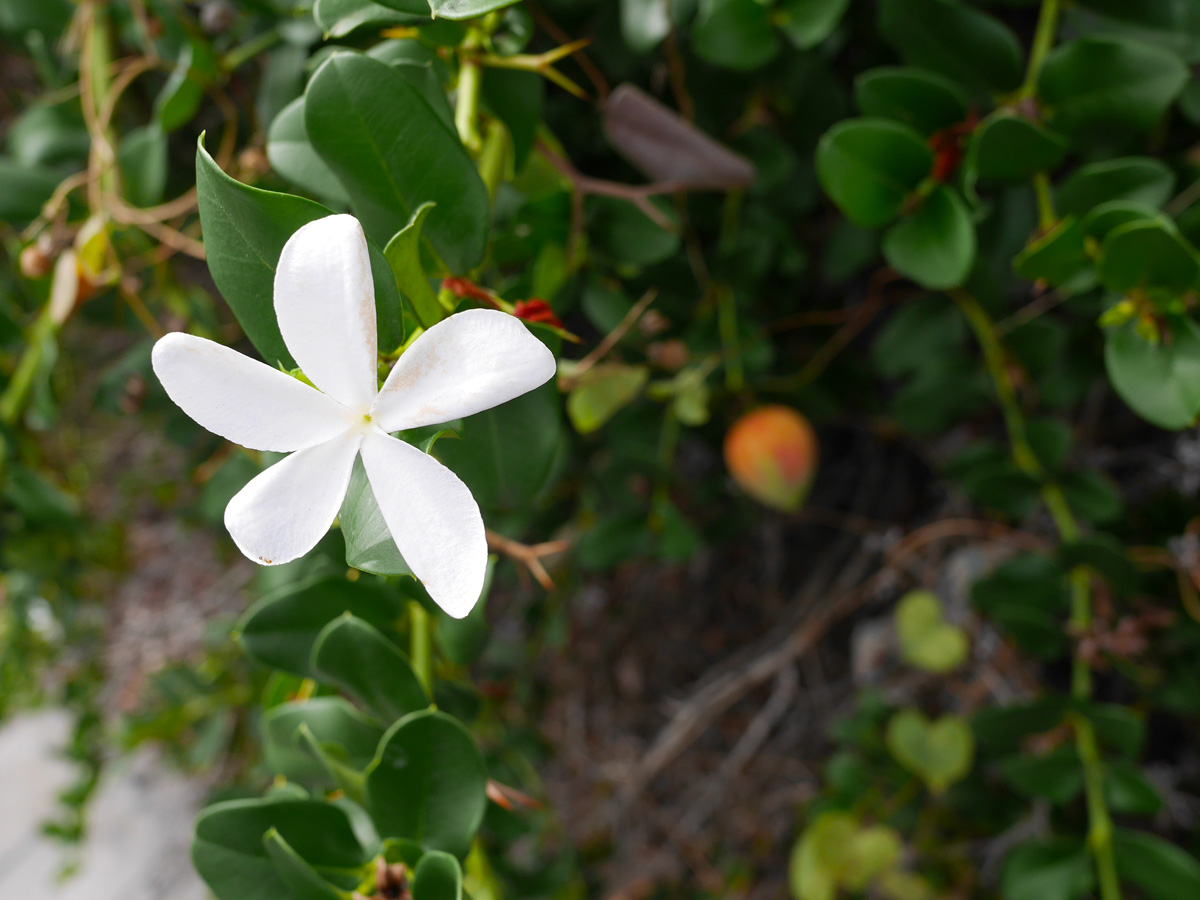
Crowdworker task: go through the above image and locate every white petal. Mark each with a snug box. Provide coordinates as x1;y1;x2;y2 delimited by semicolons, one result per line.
370;308;557;432
360;431;486;618
152;332;354;452
225;430;363;566
275;214;379;412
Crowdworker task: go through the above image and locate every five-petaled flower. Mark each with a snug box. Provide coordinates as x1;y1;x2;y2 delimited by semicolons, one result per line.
151;214;556;618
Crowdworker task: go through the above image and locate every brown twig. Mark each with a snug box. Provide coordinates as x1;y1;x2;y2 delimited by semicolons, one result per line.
486;528;570;591
559;289;657;388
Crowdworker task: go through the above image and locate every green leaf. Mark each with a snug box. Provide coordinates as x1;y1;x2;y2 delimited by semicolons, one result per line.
237;575;406;676
1038;35;1188;139
437;380;565;512
588;195;680;266
383;202;443;329
481;68;542;170
311;614;430;722
1081;200;1165;242
776;0;850;51
305;52;489;272
412;851;464;900
264;829;344;900
1027;417;1073;471
192;796;368;900
195;137;404;367
853;66;970;136
267;97;351;206
882;185;975;289
315;0;423;37
426;0;519;20
1113;829;1200;900
894;590;968;673
262;697;384;783
1105;317;1200;429
1000;747;1084;805
816;118;933;228
1059;470;1123;526
1057;157;1175;217
789;811;903;900
967;112;1069;183
620;0;671;53
1098;220;1200;294
885;709;974;794
1077;701;1146;756
1013;217;1096;293
118;125;168;208
691;0;780;71
1001;838;1094;900
0;157;64;224
365;710;488;857
155;36;217;133
877;0;1024;93
872;295;965;378
972;554;1070;658
566;363;650;434
1105;760;1163;815
340;462;408;577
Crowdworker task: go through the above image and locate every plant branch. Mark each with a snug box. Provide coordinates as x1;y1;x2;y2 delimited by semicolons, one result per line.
949;288;1121;900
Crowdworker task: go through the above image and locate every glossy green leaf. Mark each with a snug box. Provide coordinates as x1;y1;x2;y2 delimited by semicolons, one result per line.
437;380;565;512
1001;838;1094;900
691;0;780;71
967;112;1069;183
425;0;519;19
883;185;975;289
365;710;488;857
886;709;974;794
877;0;1023;93
266;97;350;206
315;0;423;37
1105;317;1200;429
1080;200;1164;242
853;67;970;136
339;457;413;577
412;851;464;900
383;202;442;329
192;797;368;900
264;829;343;900
1057;157;1175;217
777;0;850;50
482;68;542;170
1039;36;1188;139
305;52;488;272
1113;829;1200;900
1097;220;1200;294
816;118;932;228
566;363;649;434
262;697;384;782
155;37;217;133
237;575;406;676
789;811;902;900
311;614;429;722
195;137;404;367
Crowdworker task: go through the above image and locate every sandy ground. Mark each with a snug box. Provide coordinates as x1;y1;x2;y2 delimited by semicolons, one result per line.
0;709;208;900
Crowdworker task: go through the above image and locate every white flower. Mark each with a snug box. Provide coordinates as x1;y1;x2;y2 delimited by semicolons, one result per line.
151;214;556;618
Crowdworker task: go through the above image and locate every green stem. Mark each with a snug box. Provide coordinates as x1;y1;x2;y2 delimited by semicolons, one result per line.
1017;0;1061;101
455;31;485;153
949;288;1121;900
222;28;281;72
0;306;56;427
1033;171;1057;231
410;601;433;695
716;287;743;392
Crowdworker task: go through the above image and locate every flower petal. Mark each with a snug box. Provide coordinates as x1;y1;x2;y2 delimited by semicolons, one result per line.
370;308;557;432
360;431;486;618
275;214;379;411
225;430;363;566
152;332;354;451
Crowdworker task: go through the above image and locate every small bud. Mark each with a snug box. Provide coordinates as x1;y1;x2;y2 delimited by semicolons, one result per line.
723;405;817;512
647;339;688;371
19;243;52;279
513;298;563;328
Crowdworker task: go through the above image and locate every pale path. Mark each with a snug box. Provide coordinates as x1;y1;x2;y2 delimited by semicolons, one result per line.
0;710;209;900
